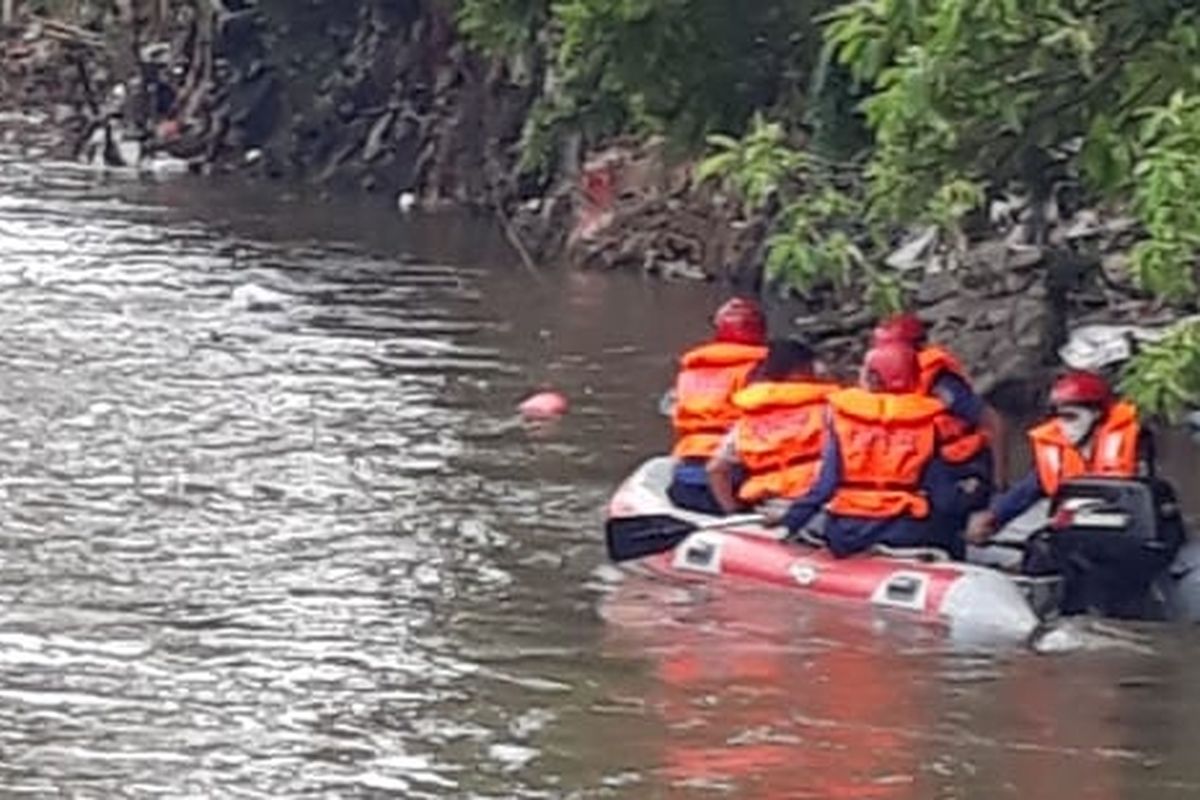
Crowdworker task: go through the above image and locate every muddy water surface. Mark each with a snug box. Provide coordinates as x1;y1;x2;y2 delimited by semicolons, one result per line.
1;155;1199;798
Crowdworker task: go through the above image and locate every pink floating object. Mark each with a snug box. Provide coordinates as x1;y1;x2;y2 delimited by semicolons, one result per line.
519;391;569;419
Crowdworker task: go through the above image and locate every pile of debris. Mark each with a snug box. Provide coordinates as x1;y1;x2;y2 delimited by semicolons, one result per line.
561;138;765;284
0;1;253;169
0;16;108;152
1;0;542;207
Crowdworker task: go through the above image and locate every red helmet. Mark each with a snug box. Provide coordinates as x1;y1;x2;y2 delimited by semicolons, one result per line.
862;342;920;393
872;312;927;347
713;297;766;345
1049;371;1113;409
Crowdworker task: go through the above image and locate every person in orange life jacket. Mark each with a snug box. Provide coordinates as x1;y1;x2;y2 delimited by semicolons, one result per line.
706;339;837;514
667;297;768;515
966;371;1179;616
782;342;966;558
966;370;1156;544
873;313;1005;523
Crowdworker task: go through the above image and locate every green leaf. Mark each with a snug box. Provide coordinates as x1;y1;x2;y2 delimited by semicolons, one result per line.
695;152;737;183
1121;322;1200;421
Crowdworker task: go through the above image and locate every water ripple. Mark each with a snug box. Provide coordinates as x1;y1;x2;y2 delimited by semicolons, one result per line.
4;152;1199;800
0;154;622;798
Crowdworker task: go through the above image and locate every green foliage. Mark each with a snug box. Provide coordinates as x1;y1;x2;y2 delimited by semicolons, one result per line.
551;0;837;147
805;55;873;161
456;0;844;156
768;232;903;312
865;271;904;314
455;0;548;56
516;83;631;180
924;178;983;230
697;116;902;311
767;190;904;313
456;0;1200;312
1120;322;1200;421
825;0;1200;301
696;115;803;210
452;0;1200;412
1129;92;1200;296
767;190;860;288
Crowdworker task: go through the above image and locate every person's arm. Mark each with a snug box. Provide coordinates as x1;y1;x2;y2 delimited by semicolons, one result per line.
932;375;983;423
992;472;1044;527
967;472;1044;543
783;421;841;533
933;374;1007;486
706;429;742;514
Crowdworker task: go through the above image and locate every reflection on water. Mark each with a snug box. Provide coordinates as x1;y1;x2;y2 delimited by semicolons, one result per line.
601;582;940;798
601;580;1200;798
0;153;1199;798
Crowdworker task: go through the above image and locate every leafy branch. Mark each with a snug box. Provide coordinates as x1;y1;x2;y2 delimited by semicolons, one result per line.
1120;321;1200;421
697;116;905;312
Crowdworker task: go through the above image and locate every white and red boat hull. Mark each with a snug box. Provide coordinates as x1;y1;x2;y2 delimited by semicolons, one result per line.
607;457;1041;640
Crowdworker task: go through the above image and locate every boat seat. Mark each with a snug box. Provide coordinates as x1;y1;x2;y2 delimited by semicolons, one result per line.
871;544;953;563
789;528;828;548
778;508;830;550
967;542;1024;572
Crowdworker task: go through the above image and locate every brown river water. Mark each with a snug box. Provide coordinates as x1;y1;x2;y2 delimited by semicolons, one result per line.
2;153;1200;798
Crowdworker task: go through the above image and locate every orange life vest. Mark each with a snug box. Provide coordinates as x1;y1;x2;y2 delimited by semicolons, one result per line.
1029;401;1140;497
671;342;767;459
826;388;945;519
733;381;837;504
916;345;967;395
919;345;989;463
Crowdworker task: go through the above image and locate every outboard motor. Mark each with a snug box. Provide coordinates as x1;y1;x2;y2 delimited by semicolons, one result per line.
1027;478;1185;619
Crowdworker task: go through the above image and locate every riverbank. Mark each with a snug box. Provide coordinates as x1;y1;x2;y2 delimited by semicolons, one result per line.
0;4;761;275
1;3;1187;410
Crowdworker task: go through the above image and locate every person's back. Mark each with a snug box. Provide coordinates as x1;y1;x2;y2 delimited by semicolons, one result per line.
667;298;767;514
734;381;836;504
784;343;959;557
672;342;768;459
706;339;836;513
874;313;1002;534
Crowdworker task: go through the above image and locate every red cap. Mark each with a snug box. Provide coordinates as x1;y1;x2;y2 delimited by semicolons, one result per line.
863;342;920;393
713;297;766;345
872;312;927;347
1050;371;1113;408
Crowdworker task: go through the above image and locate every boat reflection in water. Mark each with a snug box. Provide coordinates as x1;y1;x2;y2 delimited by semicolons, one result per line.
600;574;1136;799
602;577;935;798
